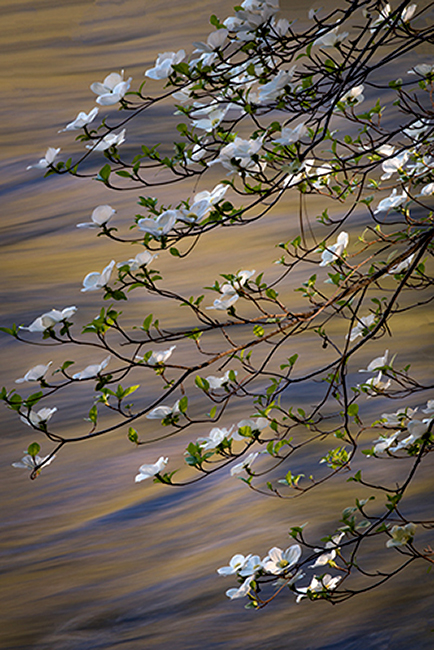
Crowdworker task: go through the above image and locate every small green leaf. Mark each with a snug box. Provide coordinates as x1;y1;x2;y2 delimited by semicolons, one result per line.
347;403;359;417
87;405;98;425
27;442;41;457
195;376;210;391
97;163;111;183
178;396;188;414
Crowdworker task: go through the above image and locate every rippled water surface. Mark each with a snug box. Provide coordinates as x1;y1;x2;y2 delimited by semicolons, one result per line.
1;1;434;649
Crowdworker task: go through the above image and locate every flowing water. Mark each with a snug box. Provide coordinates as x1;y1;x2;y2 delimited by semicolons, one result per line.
1;1;434;648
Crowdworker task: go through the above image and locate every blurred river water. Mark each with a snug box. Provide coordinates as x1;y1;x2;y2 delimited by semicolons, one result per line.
1;1;434;648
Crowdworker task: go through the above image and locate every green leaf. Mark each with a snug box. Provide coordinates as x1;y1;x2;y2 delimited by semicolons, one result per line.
142;314;153;332
176;123;189;135
87;405;98;425
27;442;41;457
128;427;139;444
96;164;111;183
171;62;190;76
195;376;210;391
0;324;18;337
178;396;188;414
25;392;43;408
9;394;22;411
123;385;140;397
347;403;359;417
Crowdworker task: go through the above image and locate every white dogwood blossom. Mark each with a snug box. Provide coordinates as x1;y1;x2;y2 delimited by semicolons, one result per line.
262;545;302;575
348;315;376;342
374;188;407;213
15;362;52;383
238;555;263;577
191;28;228;67
12;452;55;471
309;533;345;568
138;210;178;237
272;122;307;146
313;26;348;47
409;62;434;76
232;417;268;441
81;260;115;292
362;371;391;394
190;102;229;132
117;250;157;271
319;231;349;266
380;151;410;180
207;288;239;311
72;355;111;380
386;523;416;547
27;147;60;170
388;254;415;275
59;107;99;132
401;3;417;23
339;84;364;107
253;68;295;104
230;452;259;476
296;574;342;602
86;129;126;152
21;407;57;428
217;554;251;576
147;401;180;420
145;50;185;80
422;400;434;415
90;71;132;105
205;370;236;390
211;136;264;174
420;182;434;196
225;574;255;599
77;205;115;229
197;426;234;451
370;3;391;31
359;350;389;373
146;345;176;366
21;307;77;332
135;456;168;482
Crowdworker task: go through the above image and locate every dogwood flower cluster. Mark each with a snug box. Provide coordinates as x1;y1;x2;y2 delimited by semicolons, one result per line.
218;544;302;600
371;418;432;455
207;270;255;310
358;350;391;395
386;523;416;547
193;417;267;453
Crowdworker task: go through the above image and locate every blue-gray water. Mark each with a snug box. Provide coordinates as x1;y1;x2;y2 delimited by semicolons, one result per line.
1;1;433;648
